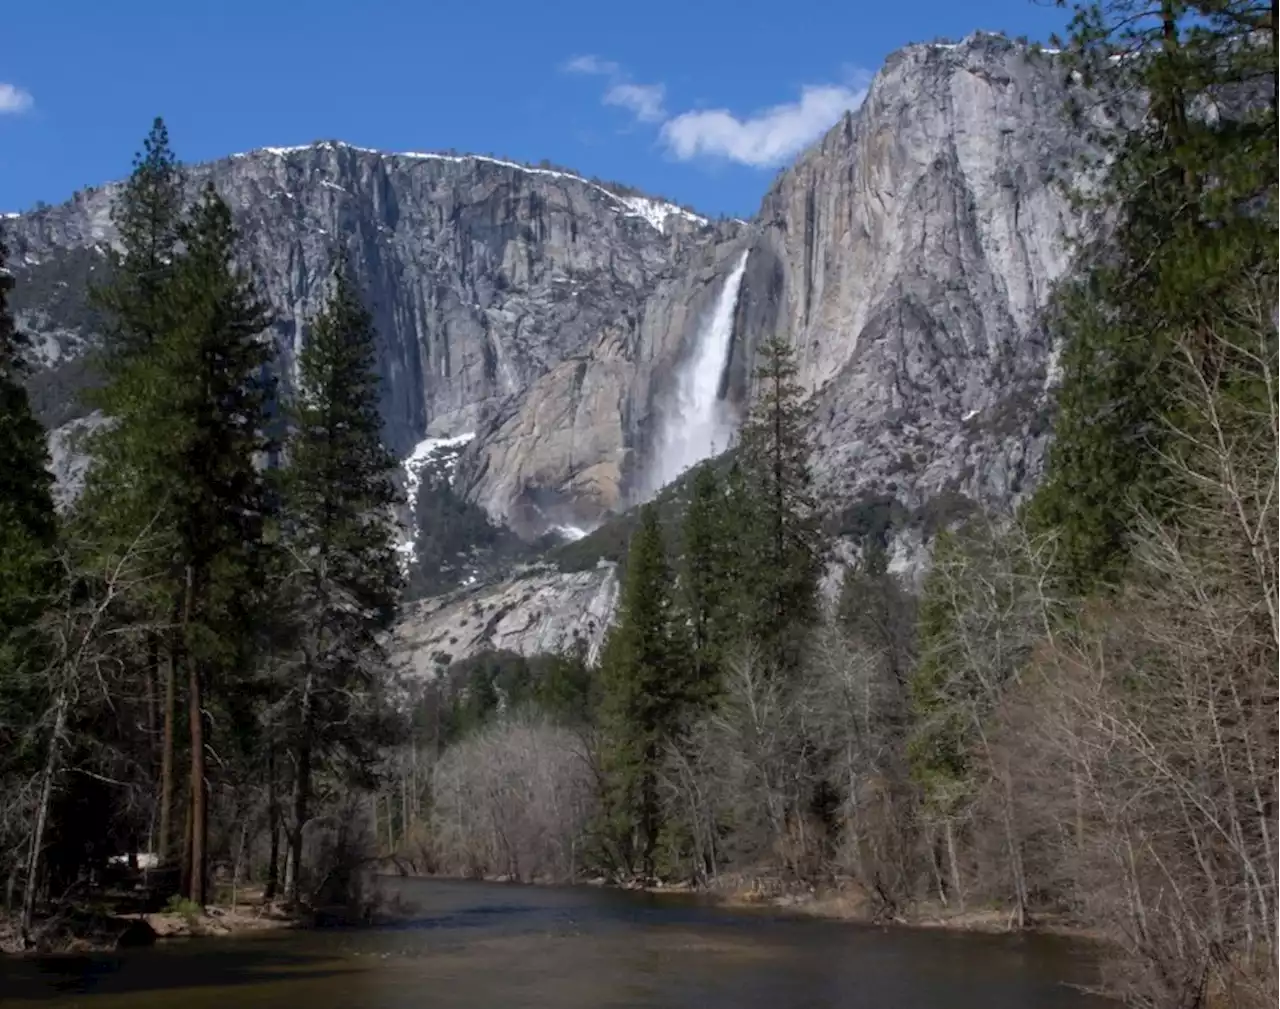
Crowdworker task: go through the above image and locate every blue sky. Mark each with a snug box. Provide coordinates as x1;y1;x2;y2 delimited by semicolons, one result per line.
1;0;1070;219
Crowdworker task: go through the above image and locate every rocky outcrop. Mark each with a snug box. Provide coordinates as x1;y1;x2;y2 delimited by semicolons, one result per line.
392;564;618;674
45;410;108;511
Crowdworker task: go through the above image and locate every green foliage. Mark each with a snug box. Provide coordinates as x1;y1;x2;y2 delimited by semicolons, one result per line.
0;230;59;764
677;463;738;704
905;530;973;809
276;260;403;791
412;643;594;749
1031;0;1278;592
90;117;185;375
163;894;203;920
594;504;692;878
282;263;400;624
532;638;593;726
76;117;188;626
837;541;917;687
735;335;824;674
167;184;277;668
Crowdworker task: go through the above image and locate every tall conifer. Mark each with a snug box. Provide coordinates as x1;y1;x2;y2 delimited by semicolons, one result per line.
165;184;276;904
736;335;823;676
679;463;734;703
595;504;688;880
276;262;401;904
80;117;187;865
1030;0;1277;591
0;232;58;764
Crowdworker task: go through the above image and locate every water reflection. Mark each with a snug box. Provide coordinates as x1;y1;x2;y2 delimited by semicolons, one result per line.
0;878;1112;1008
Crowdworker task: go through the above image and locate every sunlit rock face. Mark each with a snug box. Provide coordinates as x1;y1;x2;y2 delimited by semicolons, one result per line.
8;140;725;521
13;33;1101;665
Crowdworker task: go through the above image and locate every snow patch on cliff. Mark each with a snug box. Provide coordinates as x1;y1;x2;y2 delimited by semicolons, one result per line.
397;432;476;566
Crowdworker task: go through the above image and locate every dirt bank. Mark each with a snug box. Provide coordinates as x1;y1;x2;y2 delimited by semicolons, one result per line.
1;890;297;954
700;878;1099;939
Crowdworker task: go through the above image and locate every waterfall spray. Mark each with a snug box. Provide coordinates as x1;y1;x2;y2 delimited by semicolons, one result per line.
645;250;750;494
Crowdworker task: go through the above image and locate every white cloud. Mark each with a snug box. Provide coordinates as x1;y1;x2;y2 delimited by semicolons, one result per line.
563;55;619;77
563;56;666;126
661;80;869;167
0;83;34;115
604;82;667;123
562;55;870;167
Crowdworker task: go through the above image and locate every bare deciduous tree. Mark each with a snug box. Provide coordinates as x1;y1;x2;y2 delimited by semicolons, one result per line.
429;717;593;883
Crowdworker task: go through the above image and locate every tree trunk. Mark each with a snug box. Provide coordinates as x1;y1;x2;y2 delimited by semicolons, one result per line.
945;818;966;914
265;743;280;902
180;784;193;898
231;816;249;911
158;635;177;865
288;667;315;907
20;684;68;943
187;652;207;906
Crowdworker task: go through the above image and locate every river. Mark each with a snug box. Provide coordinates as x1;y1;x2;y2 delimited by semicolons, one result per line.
0;877;1112;1008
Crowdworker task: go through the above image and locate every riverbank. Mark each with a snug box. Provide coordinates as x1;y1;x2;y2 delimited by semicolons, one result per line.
0;888;297;955
705;881;1092;938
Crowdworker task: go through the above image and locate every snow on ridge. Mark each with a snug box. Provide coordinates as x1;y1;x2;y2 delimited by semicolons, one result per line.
241;141;708;234
617;194;708;231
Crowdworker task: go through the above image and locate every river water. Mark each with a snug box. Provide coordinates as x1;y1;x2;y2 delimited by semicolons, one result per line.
0;878;1111;1008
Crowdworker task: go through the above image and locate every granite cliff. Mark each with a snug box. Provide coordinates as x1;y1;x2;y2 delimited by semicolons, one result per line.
6;31;1094;667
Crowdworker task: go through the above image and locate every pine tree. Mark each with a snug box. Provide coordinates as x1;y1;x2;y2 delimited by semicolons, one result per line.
678;463;735;703
736;335;824;676
79;117;187;867
0;230;58;768
165;183;276;904
595;504;689;881
277;261;401;904
92;117;184;368
1030;0;1277;591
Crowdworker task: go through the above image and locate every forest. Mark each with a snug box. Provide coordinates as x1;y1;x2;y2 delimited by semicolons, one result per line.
0;2;1275;1007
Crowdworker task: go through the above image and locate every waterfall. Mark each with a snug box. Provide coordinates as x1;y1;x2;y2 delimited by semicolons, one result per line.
645;251;750;495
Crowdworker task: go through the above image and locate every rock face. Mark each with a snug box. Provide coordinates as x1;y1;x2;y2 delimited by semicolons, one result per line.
7;31;1096;668
7;143;720;464
466;34;1092;543
755;35;1085;525
462;229;755;534
392;564;618;678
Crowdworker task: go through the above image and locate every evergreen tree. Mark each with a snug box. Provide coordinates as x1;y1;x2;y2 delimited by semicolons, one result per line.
0;231;58;765
736;335;824;675
534;637;594;726
277;261;401;904
91;117;184;368
1030;0;1277;591
678;463;735;703
595;504;689;880
79;117;188;867
164;183;276;904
